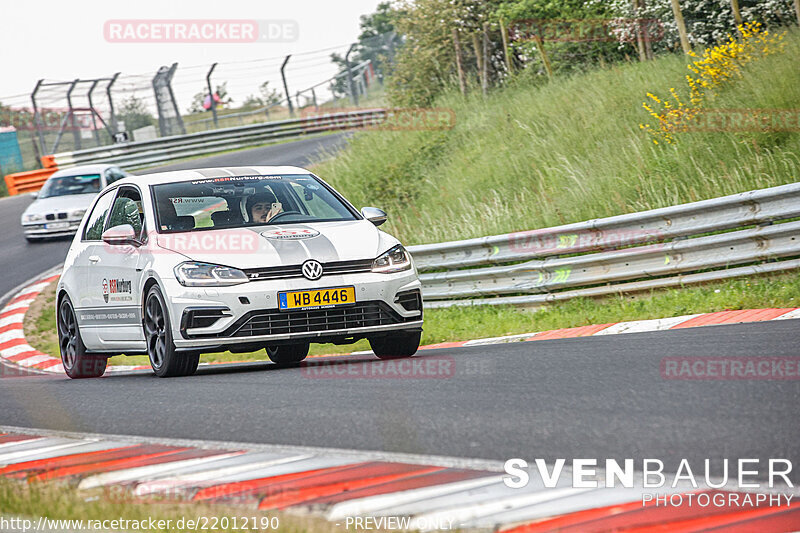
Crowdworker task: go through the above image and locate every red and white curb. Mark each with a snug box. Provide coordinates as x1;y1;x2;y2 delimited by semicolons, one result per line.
0;426;797;532
2;269;799;377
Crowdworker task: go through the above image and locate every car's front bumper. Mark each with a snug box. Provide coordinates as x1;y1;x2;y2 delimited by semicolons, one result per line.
164;269;423;350
22;221;81;238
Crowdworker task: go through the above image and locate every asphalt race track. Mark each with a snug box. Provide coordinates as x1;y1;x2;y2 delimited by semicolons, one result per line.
0;132;350;299
1;130;798;483
1;320;798;481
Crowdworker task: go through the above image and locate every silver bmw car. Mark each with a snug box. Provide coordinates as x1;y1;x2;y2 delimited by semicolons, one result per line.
20;164;129;242
56;166;424;378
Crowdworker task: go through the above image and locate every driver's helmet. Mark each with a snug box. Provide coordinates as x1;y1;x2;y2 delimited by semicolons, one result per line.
243;191;278;223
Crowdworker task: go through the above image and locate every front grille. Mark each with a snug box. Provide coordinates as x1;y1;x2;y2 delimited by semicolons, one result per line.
244;259;373;281
57;212;68;219
189;301;418;339
45;214;55;221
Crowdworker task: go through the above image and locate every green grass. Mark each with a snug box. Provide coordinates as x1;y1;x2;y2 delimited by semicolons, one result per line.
314;29;800;246
0;478;341;533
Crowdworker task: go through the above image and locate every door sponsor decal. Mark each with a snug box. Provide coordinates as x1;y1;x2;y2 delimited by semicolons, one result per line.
102;278;133;303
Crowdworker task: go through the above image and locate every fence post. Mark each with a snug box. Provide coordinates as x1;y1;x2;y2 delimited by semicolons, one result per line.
532;34;553;79
106;73;120;134
472;33;483;85
669;0;692;54
730;0;743;26
65;79;80;150
280;55;294;117
499;20;513;74
206;63;218;128
633;0;647;61
87;80;101;145
452;28;468;95
795;0;800;26
345;44;359;106
30;80;46;155
481;22;490;96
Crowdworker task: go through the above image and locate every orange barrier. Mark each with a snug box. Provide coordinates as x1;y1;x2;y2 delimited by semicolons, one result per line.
3;167;58;196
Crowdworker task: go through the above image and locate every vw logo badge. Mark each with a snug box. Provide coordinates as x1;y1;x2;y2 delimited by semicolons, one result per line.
301;260;323;281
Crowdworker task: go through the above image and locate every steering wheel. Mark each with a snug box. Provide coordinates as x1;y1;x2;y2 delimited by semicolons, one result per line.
266;210;302;223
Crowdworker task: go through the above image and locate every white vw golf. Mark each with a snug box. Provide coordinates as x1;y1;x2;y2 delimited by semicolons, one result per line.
56;166;424;378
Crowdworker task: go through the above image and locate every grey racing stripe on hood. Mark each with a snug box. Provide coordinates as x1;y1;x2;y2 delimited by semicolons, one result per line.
259;225;341;265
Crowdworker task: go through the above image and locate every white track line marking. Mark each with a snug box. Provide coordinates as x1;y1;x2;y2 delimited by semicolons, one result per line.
14;355;54;367
0;314;26;327
79;452;245;490
594;314;701;335
326;475;504;520
408;488;591;531
0;440;97;463
2;300;34;312
775;309;800;320
133;453;313;496
0;329;25;343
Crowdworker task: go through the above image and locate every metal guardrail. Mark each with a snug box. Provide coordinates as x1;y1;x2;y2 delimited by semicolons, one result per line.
49;109;387;171
408;182;800;308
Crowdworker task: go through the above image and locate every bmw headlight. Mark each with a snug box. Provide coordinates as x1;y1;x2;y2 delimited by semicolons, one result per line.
22;213;43;223
174;262;249;287
372;245;412;273
70;209;87;219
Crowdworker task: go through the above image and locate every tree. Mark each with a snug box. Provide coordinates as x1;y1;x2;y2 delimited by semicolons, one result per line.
600;0;796;51
330;2;403;99
386;0;505;106
187;82;234;114
242;81;283;110
117;95;155;131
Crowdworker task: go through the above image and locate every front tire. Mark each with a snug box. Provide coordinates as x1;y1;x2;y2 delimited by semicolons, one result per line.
144;285;198;377
57;296;107;379
369;331;421;359
266;343;309;364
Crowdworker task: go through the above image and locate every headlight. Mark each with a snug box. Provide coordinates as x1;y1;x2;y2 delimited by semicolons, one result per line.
174;262;249;287
70;209;87;219
22;213;43;223
372;245;412;273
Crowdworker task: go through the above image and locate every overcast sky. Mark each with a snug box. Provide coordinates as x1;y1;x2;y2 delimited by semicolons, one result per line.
0;0;383;110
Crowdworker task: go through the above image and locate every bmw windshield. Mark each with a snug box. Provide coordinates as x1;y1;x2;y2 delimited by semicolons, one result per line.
38;174;102;198
151;174;359;233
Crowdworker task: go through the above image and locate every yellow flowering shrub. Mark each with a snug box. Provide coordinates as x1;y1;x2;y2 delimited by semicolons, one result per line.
641;22;787;144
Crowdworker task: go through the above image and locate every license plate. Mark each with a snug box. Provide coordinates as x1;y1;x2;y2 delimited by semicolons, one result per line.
279;286;356;310
44;222;69;229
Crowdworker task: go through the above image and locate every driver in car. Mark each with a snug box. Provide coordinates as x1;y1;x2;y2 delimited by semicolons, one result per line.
246;191;283;224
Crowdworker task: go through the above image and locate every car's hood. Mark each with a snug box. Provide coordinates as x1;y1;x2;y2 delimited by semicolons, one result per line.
155;220;399;269
22;193;97;217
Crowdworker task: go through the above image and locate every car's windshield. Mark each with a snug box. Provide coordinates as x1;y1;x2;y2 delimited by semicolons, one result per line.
38;174;102;198
151;174;358;233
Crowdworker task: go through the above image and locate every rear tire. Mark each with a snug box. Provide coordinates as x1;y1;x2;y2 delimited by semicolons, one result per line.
369;331;421;359
57;295;107;379
266;343;309;364
144;285;198;377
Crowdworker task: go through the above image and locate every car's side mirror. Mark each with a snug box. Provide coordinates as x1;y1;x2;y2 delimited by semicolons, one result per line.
102;224;139;246
29;192;38;199
361;207;387;227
